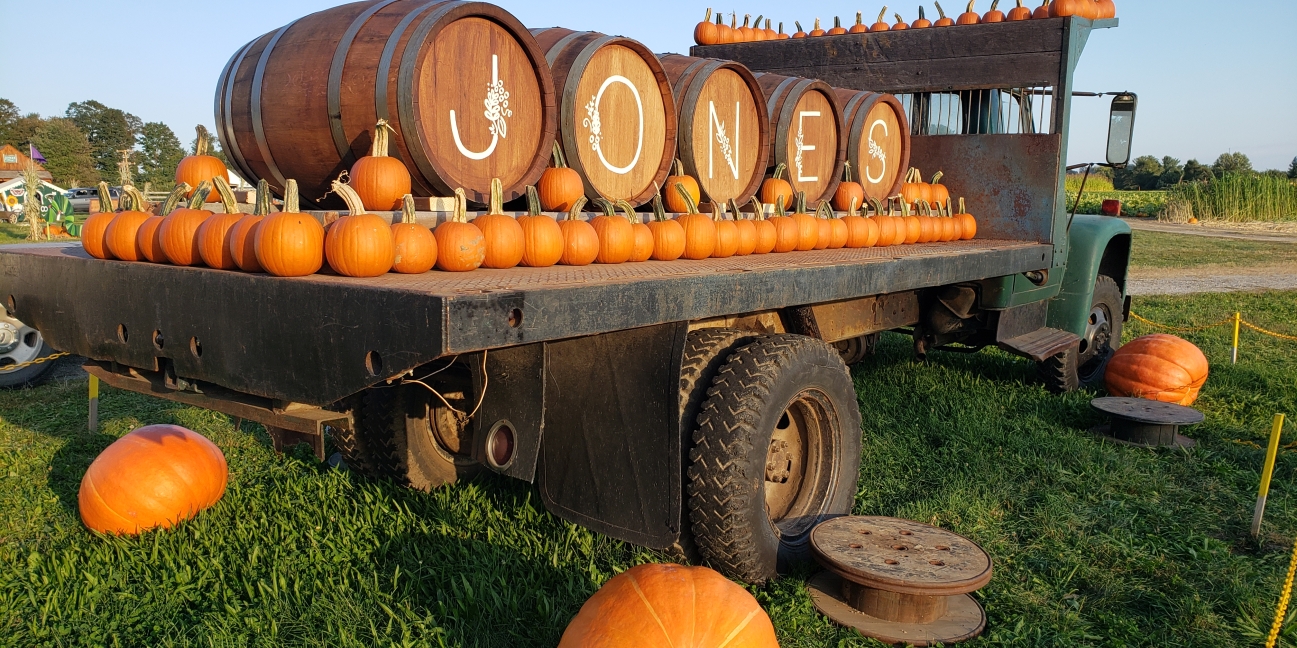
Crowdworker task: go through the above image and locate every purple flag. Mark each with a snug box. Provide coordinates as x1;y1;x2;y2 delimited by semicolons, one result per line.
29;144;47;165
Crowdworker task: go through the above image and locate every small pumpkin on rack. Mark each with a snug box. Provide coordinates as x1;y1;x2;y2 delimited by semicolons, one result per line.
809;18;826;36
929;171;951;207
842;198;878;248
768;198;799;253
917;201;937;243
870;7;891;31
912;6;933;27
103;186;152;261
850;11;869;33
518;186;564;268
822;202;849;249
777;21;791;39
325;179;396;277
254;179;326;277
434;189;487;272
933;1;956;25
765;19;779;40
790;192;819;251
833;162;866;212
870;197;898;247
391;194;437;274
730;199;757;256
647;187;686;261
1048;0;1092;17
474;177;525;269
827;16;848;35
664;159;700;214
893;12;911;29
137;183;188;263
750;197;778;254
694;8;720;45
350;119;410;211
158;181;215;266
957;197;977;239
714;13;733;44
710;203;739;259
760;163;794;211
539;142;585;212
942;200;959;241
813;201;832;250
175;127;226;203
957;0;982;24
792;21;808;38
1032;0;1051;18
1007;0;1033;19
557;196;599;266
80;182;119;260
618;201;655;262
591;198;635;264
750;15;767;41
228;180;272;272
900;200;922;245
983;0;1006;21
195;179;249;269
900;168;930;209
674;184;717;260
1094;0;1116;19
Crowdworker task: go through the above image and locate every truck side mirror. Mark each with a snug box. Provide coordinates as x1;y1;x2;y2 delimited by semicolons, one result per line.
1106;93;1137;169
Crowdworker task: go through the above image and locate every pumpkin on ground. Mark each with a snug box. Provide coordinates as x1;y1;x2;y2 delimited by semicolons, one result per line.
558;197;599;266
228;180;272;272
136;184;188;263
392;194;438;273
349;119;411;211
80;182;119;260
518;186;564;268
647;189;686;261
539;142;585;212
557;563;779;648
175;127;227;203
254;179;325;277
475;178;526;269
435;189;487;272
103;187;152;261
158;181;215;266
78;424;227;535
196;179;249;270
674;184;717;260
326;179;396;277
1104;334;1209;406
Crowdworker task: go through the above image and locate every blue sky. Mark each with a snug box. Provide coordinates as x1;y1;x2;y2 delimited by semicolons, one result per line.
2;0;1293;170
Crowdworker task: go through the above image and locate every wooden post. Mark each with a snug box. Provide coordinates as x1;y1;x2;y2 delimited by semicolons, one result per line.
1253;414;1286;538
88;374;99;432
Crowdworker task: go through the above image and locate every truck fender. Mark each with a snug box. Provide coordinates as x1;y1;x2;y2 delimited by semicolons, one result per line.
1046;214;1132;338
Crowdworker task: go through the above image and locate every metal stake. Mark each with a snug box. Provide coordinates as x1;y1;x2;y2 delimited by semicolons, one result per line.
1253;414;1286;539
1232;312;1241;364
88;374;99;432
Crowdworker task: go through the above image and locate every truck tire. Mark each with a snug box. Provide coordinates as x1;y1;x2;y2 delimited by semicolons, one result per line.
1038;275;1124;393
0;312;58;389
687;334;862;583
337;384;478;489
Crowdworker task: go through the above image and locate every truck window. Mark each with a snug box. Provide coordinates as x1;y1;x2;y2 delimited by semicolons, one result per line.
901;87;1057;136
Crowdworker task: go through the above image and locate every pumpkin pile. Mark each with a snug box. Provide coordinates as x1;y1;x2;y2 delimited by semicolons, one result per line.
693;0;1115;44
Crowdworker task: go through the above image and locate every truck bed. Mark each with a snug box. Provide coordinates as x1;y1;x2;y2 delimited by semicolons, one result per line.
0;239;1049;405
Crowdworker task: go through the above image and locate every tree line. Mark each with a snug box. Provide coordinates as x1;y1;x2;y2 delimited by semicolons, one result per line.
0;98;225;189
1110;152;1297;191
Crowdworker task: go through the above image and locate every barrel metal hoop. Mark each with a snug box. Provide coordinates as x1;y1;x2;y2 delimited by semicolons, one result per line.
543;30;591;68
397;1;479;198
375;0;449;195
675;59;726;185
674;57;714;104
251;19;302;193
328;0;403;163
217;38;261;188
844;91;880;180
558;34;620;202
766;75;801;119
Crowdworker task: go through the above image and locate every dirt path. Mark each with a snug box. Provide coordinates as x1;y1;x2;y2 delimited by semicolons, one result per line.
1122;218;1297;244
1128;264;1297;296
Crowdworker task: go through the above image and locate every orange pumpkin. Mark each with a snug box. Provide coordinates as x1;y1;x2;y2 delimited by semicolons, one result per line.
850;11;869;33
590;198;635;264
983;0;1007;21
665;159;701;214
619;200;655;262
196;179;247;270
737;14;754;41
349;119;410;211
870;8;891;31
81;182;119;260
759;163;794;211
957;197;978;239
228;180;271;273
1050;0;1095;17
813;202;832;251
929;171;951;207
893;12;911;29
765;18;779;40
833;162;866;212
558;196;600;266
159;181;215;266
791;193;819;251
767;199;799;253
647;189;686;261
933;1;956;25
434;189;487;272
957;0;983;23
175;127;227;203
1104;334;1209;406
900;167;929;209
821;203;849;249
711;204;739;259
716;13;733;43
674;183;717;260
730;201;757;256
518;186;564;268
842;198;876;248
901;201;922;245
1007;0;1033;19
325;179;396;277
1095;0;1116;19
254;179;325;277
827;15;848;35
391;194;437;274
1032;0;1052;18
557;563;779;648
539;142;585;212
103;187;153;261
809;17;826;36
792;21;807;38
473;178;526;269
913;6;934;27
136;215;166;263
694;8;720;45
777;22;790;39
78;424;227;536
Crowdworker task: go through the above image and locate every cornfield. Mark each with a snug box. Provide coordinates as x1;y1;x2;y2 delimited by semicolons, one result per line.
1166;174;1297;222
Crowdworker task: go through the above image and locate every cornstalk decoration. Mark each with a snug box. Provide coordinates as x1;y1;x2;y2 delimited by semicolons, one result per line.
116;149;134;188
20;162;45;240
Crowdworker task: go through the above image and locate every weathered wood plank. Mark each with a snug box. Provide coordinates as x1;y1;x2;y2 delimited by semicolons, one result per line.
758;53;1062;94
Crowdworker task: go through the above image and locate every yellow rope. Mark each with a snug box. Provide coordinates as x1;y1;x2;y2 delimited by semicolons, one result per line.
0;351;69;372
1243;321;1297;343
1267;535;1297;647
1129;311;1297;342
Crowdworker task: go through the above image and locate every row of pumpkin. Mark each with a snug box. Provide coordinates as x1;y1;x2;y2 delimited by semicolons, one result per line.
694;0;1117;44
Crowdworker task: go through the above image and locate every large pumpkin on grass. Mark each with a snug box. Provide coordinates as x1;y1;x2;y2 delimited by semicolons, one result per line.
558;563;779;648
1104;333;1209;406
78;424;227;535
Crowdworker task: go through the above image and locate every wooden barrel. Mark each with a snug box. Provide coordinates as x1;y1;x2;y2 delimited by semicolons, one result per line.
834;89;910;203
754;73;846;205
659;54;769;207
531;28;676;206
216;0;557;207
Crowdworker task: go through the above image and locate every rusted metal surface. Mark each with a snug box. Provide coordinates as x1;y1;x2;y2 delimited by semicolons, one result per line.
804;293;921;344
997;327;1079;362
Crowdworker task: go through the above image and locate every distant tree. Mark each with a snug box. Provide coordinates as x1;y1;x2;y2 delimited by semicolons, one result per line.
1156;156;1183;188
1211;152;1253;177
32;118;99;187
65;100;142;181
138;122;185;190
1182;159;1213;183
1288;156;1297;180
0;99;43;151
1115;155;1162;190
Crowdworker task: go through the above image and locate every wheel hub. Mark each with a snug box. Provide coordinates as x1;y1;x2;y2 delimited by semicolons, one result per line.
1081;305;1111;359
0;322;18;354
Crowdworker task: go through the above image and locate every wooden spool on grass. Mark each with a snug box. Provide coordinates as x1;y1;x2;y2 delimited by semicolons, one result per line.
658;54;770;207
834;89;910;204
531;28;676;206
216;1;557;207
754;73;846;205
807;516;992;646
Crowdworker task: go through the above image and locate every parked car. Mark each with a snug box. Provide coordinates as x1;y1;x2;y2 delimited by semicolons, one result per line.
66;186;120;213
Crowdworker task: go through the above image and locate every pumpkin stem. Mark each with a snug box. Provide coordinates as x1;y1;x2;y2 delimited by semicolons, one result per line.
566;196;587;221
959;196;966;214
284;179;300;213
332;179;367;216
878;7;888;23
187;181;213;209
614;199;638;223
731;13;737;28
742;14;750;27
652;183;668;222
767;18;772;29
896;13;905;23
989;0;999;11
551;141;568;169
779;21;785;34
371;119;396;158
194;126;208;157
253;179;271;216
849;196;860;217
868;197;884;216
833;16;841;28
754;15;763;28
526;185;542;216
703;7;712;21
966;0;975;13
795;21;803;32
772;162;787;181
775;198;787;218
934;1;947;18
213;177;241;215
161;183;191;215
931;170;944;185
710;201;723;222
855;11;863;25
814;17;821;30
674;158;685;177
816;200;832;219
397;194;415;224
718;13;725;26
673;183;699;215
96;181;114;213
1016;0;1023;7
729;198;744;220
843;161;854;183
795;191;807;215
126;186;149;213
594;197;615;217
488;177;504;215
900;198;911;217
919;6;926;20
749;196;765;220
453;188;469;223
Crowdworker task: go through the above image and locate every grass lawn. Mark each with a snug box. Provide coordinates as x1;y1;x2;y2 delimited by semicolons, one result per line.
1130;230;1297;271
1;289;1295;646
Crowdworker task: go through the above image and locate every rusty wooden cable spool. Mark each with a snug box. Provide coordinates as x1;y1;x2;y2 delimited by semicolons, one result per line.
754;72;846;205
1089;396;1202;449
531;28;677;206
216;0;558;207
834;88;910;204
658;54;770;207
808;516;992;647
